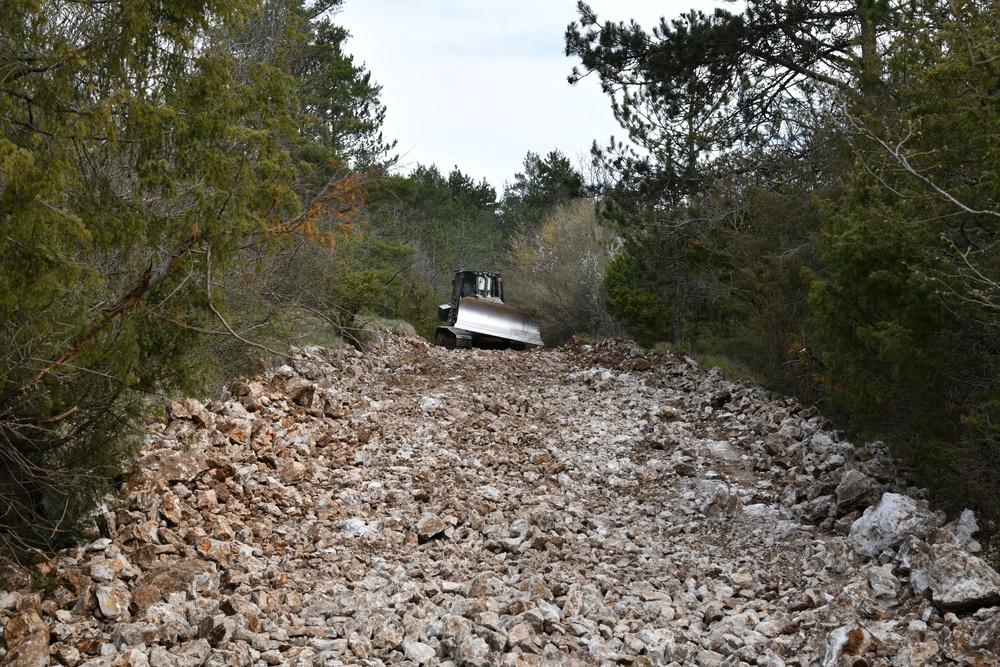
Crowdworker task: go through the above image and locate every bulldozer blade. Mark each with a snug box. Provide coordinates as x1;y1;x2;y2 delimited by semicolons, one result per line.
454;298;544;348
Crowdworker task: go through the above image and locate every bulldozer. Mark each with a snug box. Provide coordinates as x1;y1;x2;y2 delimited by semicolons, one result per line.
434;269;544;350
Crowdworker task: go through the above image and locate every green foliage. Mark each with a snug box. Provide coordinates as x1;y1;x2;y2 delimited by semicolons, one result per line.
690;353;762;385
603;253;671;348
563;0;894;360
502;199;621;344
567;0;890;141
569;0;1000;517
809;196;953;431
370;165;505;298
691;185;823;397
0;0;397;554
292;233;437;344
805;0;1000;508
0;0;292;551
499;150;586;238
293;6;395;167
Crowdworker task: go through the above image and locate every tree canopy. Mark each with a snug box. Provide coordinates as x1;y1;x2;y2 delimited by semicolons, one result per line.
499;150;586;237
0;0;398;552
568;0;1000;516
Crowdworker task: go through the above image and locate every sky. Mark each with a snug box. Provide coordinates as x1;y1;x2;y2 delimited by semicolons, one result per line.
336;0;733;194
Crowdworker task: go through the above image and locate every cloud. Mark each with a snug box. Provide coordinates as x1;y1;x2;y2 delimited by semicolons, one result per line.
338;0;725;192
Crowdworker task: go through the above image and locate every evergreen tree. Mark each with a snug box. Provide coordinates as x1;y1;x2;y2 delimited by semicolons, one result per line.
499;150;586;238
0;0;387;552
372;165;503;299
808;0;1000;510
564;0;896;347
292;0;396;170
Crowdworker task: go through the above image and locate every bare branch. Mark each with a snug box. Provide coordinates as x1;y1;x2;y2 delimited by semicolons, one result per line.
204;245;292;360
838;100;1000;219
0;236;197;411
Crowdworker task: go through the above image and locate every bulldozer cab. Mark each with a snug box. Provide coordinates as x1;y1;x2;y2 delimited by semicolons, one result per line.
452;270;503;303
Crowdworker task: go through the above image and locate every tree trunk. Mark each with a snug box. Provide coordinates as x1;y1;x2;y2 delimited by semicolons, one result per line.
857;0;881;94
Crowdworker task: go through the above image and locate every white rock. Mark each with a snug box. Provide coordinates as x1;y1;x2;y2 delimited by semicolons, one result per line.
402;639;437;664
927;543;1000;611
10;338;981;667
849;493;942;559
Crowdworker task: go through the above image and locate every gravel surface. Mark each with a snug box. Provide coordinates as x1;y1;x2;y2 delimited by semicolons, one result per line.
1;335;999;667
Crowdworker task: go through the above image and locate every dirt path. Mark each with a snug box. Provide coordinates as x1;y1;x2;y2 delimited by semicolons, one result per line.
1;336;998;667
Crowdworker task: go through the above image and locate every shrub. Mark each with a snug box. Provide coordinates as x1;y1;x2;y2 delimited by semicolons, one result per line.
502;200;622;344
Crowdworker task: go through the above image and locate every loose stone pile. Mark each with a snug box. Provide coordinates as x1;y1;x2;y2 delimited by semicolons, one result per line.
1;335;999;667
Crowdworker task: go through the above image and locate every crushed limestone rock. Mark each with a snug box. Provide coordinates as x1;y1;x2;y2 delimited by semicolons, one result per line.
1;336;999;667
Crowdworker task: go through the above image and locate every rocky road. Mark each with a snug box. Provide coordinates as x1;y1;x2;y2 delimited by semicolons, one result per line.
2;336;1000;667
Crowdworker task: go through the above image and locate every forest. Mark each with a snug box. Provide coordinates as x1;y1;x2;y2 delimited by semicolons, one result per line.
0;0;998;557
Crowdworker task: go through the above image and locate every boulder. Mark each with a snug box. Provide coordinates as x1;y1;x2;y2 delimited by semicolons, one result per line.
935;508;982;553
96;580;132;620
820;621;879;667
131;560;219;611
970;608;1000;653
2;609;50;667
168;398;205;421
141;450;209;484
0;559;34;591
402;639;437;664
848;493;942;559
285;378;315;407
415;514;448;541
835;469;879;512
701;483;742;519
926;543;1000;612
455;634;490;667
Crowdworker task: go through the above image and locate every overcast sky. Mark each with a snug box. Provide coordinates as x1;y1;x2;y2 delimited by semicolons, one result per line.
336;1;733;194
